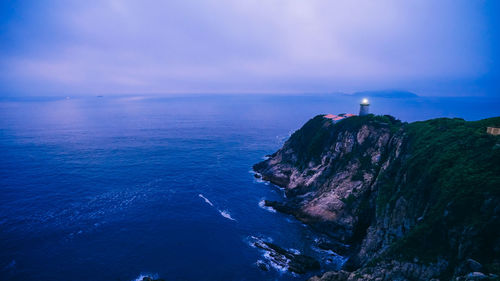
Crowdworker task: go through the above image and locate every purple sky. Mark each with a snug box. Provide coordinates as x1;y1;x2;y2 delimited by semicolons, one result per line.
0;0;498;96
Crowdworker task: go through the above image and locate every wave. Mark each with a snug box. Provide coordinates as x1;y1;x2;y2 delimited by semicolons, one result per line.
263;251;289;272
246;235;273;247
133;273;159;281
254;178;269;185
258;199;276;213
198;194;236;221
249;236;289;273
219;210;236;221
251;172;270;185
198;194;214;207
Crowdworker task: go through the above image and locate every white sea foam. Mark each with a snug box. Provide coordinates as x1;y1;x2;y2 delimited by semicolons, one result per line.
219;210;236;221
198;194;214;207
248;235;291;273
253;177;266;184
133;273;159;281
255;259;270;271
250;171;261;176
251;172;268;184
246;235;273;248
258;199;276;213
199;194;236;221
263;251;289;272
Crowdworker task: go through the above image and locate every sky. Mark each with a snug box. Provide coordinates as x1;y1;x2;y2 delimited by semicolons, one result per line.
0;0;498;97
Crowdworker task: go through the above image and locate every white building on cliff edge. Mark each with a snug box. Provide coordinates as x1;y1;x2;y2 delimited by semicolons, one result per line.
324;98;371;122
359;98;370;116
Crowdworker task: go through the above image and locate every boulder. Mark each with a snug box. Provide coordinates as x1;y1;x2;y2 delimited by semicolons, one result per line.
466;272;487;280
466;259;483;272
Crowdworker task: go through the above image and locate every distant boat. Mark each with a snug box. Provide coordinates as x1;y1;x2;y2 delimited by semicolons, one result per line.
96;95;104;98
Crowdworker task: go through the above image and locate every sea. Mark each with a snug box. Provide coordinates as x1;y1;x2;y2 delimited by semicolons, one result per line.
0;94;498;281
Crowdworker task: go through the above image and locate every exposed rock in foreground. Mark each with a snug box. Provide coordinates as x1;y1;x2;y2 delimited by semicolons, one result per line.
252;238;321;274
254;114;500;281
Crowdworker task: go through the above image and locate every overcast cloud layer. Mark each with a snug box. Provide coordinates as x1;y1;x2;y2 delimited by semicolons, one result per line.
0;0;498;96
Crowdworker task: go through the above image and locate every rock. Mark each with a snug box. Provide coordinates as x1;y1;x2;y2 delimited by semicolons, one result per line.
253;115;401;245
466;272;487;280
308;270;350;281
254;114;500;281
466;259;483;272
263;200;297;216
316;239;350;256
288;254;321;274
253;241;320;274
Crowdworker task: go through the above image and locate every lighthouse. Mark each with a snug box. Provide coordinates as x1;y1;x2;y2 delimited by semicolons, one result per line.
359;98;370;116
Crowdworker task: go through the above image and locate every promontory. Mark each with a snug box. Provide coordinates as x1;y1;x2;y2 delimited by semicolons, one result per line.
254;114;500;281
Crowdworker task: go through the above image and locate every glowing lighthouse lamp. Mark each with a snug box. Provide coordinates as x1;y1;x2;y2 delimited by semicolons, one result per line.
359;98;370;116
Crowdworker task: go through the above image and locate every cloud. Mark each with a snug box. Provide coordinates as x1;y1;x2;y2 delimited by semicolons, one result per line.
0;0;497;96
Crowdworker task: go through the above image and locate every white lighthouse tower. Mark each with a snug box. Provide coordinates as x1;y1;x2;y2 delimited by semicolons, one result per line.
359;98;370;116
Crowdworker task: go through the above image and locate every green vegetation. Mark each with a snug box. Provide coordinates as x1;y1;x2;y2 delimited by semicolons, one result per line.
375;117;500;275
286;115;333;166
287;114;403;169
263;113;500;278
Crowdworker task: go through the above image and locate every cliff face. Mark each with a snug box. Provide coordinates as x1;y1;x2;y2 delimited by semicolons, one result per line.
253;115;500;281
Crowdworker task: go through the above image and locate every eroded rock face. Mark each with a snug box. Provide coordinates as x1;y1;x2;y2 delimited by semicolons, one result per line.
309;259;449;281
254;115;500;281
254;115;400;243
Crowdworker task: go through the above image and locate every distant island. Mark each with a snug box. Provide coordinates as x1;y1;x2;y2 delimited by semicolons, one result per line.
349;90;419;99
254;114;500;281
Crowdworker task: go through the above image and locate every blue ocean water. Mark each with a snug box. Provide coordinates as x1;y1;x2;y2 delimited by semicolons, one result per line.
0;94;498;281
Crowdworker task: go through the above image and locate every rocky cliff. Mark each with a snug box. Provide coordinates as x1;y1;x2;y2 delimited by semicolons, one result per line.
253;114;500;281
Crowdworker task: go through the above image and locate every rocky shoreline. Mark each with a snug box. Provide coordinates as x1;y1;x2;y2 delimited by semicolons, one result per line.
254;114;500;281
252;238;321;274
